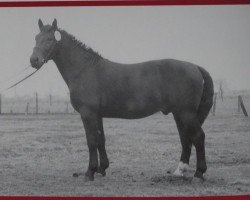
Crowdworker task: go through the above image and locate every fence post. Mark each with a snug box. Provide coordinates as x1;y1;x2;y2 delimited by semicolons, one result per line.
67;92;70;114
0;94;2;115
48;94;52;114
49;94;52;106
238;96;241;113
219;82;224;102
35;92;38;114
25;102;29;115
66;102;69;113
238;95;248;117
212;93;217;116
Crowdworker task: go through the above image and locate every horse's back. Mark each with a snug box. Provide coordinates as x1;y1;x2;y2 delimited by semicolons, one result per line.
97;59;163;118
97;59;203;118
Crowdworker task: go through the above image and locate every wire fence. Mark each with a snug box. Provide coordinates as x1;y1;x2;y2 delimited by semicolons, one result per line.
210;91;249;117
0;93;75;114
0;91;249;117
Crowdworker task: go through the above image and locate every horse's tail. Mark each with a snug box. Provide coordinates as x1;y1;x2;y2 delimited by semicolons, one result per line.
197;66;214;125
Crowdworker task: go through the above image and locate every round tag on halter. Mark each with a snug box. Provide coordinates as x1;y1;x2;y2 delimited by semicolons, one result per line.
54;30;61;42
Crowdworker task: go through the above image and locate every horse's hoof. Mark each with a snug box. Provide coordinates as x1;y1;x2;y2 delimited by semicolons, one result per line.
84;174;94;181
173;162;189;177
97;168;106;176
194;171;205;182
85;171;94;181
192;176;205;183
173;168;187;177
73;172;84;178
173;170;184;177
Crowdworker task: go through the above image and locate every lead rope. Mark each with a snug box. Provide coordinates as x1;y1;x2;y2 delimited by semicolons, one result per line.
2;34;59;92
0;65;31;85
4;69;40;91
2;30;97;92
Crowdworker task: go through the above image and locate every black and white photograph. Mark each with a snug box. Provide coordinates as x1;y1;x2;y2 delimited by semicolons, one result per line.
0;4;249;196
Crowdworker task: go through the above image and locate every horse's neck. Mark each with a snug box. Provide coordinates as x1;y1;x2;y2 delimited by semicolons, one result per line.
52;36;98;86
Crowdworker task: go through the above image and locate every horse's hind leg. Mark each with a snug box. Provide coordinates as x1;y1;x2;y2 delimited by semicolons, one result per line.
96;117;109;176
173;111;207;180
76;107;99;181
173;113;192;176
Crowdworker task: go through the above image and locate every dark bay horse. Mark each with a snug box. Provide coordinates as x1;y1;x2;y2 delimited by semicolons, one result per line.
30;19;214;181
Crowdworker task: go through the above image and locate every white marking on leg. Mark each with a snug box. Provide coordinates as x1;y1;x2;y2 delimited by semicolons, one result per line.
173;161;189;176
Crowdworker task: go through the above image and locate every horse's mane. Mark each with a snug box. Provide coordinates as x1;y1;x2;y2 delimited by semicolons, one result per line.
59;29;102;59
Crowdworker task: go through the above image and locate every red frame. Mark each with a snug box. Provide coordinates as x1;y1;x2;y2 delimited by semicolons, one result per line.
0;0;249;7
0;0;249;199
0;195;249;199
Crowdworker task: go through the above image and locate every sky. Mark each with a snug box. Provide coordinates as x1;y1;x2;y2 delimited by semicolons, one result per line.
0;5;250;97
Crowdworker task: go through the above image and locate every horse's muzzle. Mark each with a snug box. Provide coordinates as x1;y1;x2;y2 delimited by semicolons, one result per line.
30;56;44;69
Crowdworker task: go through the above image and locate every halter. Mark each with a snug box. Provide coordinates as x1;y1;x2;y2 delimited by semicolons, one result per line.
3;31;61;91
34;40;58;66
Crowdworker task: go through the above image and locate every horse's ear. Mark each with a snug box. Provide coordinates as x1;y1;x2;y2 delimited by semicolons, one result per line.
52;18;58;29
38;19;44;31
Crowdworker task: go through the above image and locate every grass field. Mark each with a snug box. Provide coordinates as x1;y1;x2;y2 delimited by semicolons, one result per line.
0;96;249;196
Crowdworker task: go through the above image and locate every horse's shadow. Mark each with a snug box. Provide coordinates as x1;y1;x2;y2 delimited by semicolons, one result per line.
150;174;193;185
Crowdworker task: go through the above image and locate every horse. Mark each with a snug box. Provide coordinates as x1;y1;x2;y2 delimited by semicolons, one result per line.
30;19;214;181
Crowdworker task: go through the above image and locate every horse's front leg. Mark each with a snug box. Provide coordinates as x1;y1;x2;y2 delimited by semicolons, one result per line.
79;107;99;181
96;118;109;176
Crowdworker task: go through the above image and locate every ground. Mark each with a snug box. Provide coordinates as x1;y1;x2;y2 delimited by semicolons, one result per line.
0;101;249;196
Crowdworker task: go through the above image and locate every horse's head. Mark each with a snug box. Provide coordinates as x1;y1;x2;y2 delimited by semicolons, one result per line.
30;19;61;69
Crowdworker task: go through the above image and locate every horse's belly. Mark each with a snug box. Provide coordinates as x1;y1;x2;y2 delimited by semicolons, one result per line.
102;109;159;119
101;101;162;119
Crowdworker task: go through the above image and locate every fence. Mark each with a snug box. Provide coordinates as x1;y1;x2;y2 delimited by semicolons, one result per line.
0;91;249;116
0;93;75;114
211;91;249;117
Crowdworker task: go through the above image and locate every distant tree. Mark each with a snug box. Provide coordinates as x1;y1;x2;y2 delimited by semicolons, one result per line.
219;80;224;102
214;79;228;101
